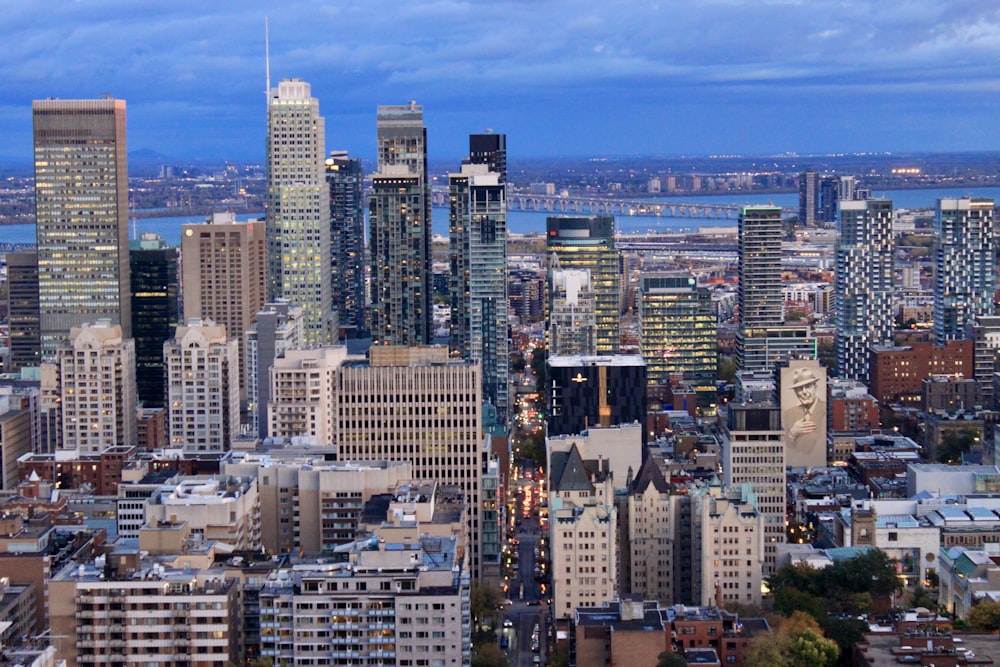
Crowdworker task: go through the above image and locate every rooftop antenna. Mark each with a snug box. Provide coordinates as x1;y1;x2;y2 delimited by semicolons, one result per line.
265;17;271;103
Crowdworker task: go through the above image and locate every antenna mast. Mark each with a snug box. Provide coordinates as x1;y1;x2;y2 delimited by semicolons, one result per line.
265;17;271;104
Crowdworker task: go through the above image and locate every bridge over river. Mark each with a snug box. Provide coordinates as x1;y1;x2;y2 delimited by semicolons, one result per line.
431;189;794;219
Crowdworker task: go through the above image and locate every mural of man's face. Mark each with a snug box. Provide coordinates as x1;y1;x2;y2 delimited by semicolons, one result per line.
794;381;817;406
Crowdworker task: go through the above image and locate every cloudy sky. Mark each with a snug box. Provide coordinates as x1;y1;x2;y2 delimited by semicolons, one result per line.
1;1;998;163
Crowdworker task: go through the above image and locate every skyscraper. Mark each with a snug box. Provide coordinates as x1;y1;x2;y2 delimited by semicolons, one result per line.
546;216;620;354
737;206;784;371
33;98;131;355
182;212;266;403
798;170;818;226
326;151;366;336
468;132;507;183
130;233;179;408
6;249;40;372
370;103;432;346
934;198;996;345
246;300;304;440
836;199;894;382
449;158;508;417
638;272;716;394
266;79;333;346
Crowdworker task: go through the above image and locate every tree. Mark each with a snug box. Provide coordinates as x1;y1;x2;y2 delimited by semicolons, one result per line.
471;643;510;667
470;581;503;629
909;585;936;610
717;356;737;383
968;598;1000;631
937;428;979;464
745;612;838;667
657;651;688;667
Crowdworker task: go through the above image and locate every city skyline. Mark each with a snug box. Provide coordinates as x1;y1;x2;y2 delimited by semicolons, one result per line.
1;2;997;163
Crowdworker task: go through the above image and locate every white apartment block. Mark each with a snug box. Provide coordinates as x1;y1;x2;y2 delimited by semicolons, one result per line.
690;482;765;607
57;321;136;455
549;444;618;620
165;319;240;454
624;457;674;601
259;527;471;666
723;405;785;574
268;346;348;446
49;552;241;667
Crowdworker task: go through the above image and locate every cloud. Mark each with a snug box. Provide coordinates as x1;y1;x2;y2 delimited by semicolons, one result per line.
0;0;996;158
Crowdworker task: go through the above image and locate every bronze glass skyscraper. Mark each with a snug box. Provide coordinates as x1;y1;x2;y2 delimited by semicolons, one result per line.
33;98;131;355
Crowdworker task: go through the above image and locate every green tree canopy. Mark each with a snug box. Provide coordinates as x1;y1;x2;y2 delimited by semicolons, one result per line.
657;651;688;667
471;643;510;667
745;612;838;667
968;598;1000;631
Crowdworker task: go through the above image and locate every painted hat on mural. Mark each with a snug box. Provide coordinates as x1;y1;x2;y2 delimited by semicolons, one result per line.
790;367;820;389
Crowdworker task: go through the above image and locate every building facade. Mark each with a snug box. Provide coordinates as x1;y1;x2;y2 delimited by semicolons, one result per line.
57;321;136;456
326;151;366;336
638;272;716;393
934;198;995;345
181;212;266;403
266;79;333;346
836;199;895;383
33;98;131;355
245;301;304;439
130;233;179;408
546;216;620;354
547;355;646;439
370;102;432;346
449;161;509;417
164;319;240;454
724;404;785;573
6;249;40;372
737;205;784;371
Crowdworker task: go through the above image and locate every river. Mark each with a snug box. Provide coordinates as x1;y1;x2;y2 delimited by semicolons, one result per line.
2;186;997;248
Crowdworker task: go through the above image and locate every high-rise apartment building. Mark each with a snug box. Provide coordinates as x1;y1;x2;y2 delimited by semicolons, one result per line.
737;205;784;371
33;98;131;355
57;321;136;455
325;151;366;336
798;170;818;226
268;346;348;447
836;199;894;382
546;216;620;354
934;198;995;345
181;212;266;403
165;319;240;454
266;79;333;346
245;300;303;439
723;404;785;573
548;266;597;357
638;273;716;394
5;249;40;372
369;103;432;346
468;132;506;182
130;233;179;408
449;160;509;417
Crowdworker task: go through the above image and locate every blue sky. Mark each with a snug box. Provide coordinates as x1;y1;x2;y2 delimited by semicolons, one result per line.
1;1;997;162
